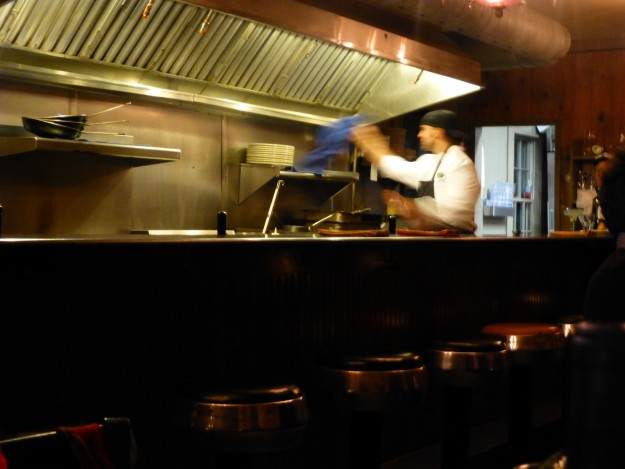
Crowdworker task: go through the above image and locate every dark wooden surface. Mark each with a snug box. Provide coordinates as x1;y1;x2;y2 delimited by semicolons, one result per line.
0;236;613;468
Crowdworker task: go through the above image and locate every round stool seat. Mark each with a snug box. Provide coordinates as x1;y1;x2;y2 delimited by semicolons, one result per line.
170;384;308;453
318;352;428;411
426;338;509;387
482;323;565;364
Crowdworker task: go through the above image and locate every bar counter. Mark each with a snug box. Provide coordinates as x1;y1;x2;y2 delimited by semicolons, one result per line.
0;234;614;467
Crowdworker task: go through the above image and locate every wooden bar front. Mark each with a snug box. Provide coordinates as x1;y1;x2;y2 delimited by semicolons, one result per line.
0;235;613;467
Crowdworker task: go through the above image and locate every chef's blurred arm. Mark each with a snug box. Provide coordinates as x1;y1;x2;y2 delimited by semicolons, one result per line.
350;125;393;165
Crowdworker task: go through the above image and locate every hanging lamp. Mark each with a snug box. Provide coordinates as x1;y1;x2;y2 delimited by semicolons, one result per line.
471;0;523;17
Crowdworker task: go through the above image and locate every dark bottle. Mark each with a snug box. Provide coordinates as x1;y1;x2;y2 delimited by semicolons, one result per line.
217;211;227;236
388;214;397;234
593;195;605;230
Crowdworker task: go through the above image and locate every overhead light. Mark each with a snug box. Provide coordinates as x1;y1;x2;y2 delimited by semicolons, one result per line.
470;0;523;18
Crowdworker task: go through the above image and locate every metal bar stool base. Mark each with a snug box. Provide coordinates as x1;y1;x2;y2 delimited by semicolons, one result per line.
425;338;508;469
317;352;428;468
482;322;565;466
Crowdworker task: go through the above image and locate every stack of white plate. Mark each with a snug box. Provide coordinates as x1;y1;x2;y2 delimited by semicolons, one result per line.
246;143;294;167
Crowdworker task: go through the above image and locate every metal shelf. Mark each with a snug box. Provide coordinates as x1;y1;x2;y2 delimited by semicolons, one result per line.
238;163;359;204
0;135;180;166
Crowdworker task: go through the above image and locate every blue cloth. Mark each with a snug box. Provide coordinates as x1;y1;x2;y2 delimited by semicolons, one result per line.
292;115;363;174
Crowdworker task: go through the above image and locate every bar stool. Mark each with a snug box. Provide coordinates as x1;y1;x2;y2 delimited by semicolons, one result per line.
317;352;428;468
557;314;584;427
566;320;625;468
482;322;566;466
0;417;138;469
167;383;308;469
425;338;509;469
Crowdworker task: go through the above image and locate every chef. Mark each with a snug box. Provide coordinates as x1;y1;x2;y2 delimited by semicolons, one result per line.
350;109;480;233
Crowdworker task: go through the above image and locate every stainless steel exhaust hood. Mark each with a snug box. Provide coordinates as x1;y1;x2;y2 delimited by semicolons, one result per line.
0;0;483;125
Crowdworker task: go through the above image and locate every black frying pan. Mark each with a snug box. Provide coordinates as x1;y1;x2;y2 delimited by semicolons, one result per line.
22;117;82;139
22;117;128;140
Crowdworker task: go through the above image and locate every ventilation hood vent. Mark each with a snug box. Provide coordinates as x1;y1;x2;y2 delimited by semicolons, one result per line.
310;0;572;72
0;0;483;125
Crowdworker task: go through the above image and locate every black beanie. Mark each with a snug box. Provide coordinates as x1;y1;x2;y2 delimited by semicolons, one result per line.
420;110;466;141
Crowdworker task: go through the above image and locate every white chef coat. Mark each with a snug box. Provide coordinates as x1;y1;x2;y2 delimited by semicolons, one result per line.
376;145;480;233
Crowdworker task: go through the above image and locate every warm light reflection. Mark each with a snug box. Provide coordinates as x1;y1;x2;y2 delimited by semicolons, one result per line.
144;88;164;97
473;0;522;6
522;292;543;304
508;336;518;351
396;42;406;62
471;0;523;17
367;30;380;56
234;103;251;112
442;351;454;368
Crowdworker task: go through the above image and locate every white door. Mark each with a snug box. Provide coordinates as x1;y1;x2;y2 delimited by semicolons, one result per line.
475;125;553;237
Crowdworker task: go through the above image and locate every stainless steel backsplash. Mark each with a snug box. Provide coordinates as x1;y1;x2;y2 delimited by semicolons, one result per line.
0;79;368;236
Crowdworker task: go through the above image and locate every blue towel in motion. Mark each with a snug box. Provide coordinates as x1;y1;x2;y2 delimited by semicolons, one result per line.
292;115;363;174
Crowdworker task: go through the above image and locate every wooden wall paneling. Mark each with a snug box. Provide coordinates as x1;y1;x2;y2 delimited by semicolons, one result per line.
613;53;625;144
599;51;625;149
455;49;625;229
528;66;563;120
589;52;610;146
511;68;534;117
568;54;593;145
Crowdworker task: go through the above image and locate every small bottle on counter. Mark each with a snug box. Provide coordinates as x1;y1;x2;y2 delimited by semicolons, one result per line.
217;211;227;236
593;195;606;230
388;216;396;235
387;206;397;235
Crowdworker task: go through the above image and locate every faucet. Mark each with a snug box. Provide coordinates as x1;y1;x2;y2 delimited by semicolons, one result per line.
262;180;285;234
